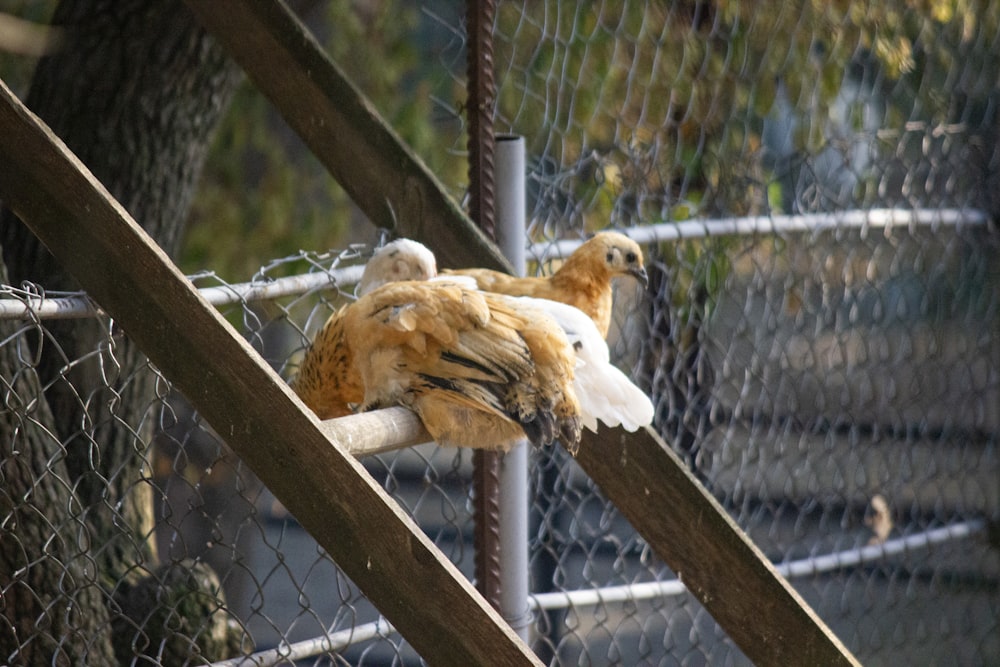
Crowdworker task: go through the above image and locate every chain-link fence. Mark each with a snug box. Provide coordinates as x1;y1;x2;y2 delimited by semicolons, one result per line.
3;1;999;665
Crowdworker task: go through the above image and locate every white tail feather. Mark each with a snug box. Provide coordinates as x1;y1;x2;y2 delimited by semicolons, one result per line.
512;296;654;433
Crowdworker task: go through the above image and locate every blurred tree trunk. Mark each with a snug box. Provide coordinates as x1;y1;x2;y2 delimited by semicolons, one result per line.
0;0;242;663
0;274;117;664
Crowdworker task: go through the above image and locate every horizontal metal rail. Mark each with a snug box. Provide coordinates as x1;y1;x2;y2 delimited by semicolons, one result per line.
210;617;396;667
0;264;364;320
1;208;987;321
211;517;986;665
528;207;989;261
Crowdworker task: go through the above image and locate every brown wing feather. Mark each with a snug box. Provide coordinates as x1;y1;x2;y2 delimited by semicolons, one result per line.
291;306;364;419
345;281;581;451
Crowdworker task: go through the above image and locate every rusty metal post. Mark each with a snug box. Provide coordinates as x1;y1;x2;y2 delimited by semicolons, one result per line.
466;0;502;611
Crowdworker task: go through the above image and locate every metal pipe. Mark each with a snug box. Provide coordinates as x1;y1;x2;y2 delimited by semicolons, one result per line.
528;207;990;261
209;617;396;667
0;264;365;321
5;208;986;321
494;135;533;640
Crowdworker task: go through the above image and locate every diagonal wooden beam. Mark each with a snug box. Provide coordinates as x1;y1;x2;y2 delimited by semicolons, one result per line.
0;79;540;667
182;0;512;275
332;417;862;664
575;425;861;666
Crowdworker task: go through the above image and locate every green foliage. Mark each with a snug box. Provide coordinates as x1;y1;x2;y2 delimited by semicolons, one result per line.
491;0;1000;311
183;1;468;280
495;0;1000;231
13;1;993;283
182;83;350;279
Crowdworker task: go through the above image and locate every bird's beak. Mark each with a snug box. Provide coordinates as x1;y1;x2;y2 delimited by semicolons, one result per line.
630;266;649;288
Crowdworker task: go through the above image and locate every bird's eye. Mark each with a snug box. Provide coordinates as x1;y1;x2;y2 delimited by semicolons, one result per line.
626;252;637;263
606;252;614;263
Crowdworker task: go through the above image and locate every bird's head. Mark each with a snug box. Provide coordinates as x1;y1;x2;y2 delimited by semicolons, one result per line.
589;232;648;287
357;238;438;296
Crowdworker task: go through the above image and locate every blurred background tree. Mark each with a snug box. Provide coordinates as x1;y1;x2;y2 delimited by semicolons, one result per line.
6;1;994;276
184;0;470;279
493;0;1000;235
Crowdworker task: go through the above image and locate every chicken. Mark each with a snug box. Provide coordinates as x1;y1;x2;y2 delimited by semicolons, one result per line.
291;307;362;420
354;238;654;439
292;237;654;452
356;237;437;296
325;280;581;451
443;231;648;338
292;239;446;419
293;242;581;448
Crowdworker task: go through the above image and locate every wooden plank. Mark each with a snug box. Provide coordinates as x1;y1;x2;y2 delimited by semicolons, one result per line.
0;79;540;667
182;0;512;274
575;425;861;666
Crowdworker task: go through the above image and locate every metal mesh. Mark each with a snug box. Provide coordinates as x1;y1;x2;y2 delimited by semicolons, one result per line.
525;218;998;665
486;2;1000;664
1;249;466;665
3;1;999;665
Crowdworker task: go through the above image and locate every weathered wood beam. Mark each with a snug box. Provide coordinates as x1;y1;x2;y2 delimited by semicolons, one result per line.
332;419;862;664
575;425;861;666
0;79;540;667
182;0;512;274
327;412;861;663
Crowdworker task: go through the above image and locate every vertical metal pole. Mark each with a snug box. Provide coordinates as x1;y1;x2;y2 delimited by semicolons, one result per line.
466;0;502;611
494;135;532;641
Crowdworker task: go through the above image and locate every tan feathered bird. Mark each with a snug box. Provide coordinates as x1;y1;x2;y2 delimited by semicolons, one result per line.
291;308;362;420
296;279;581;451
352;281;582;450
292;239;441;420
293;240;582;449
292;238;654;451
443;231;648;338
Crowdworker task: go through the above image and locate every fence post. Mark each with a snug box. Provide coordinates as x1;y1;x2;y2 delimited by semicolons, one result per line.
494;135;532;641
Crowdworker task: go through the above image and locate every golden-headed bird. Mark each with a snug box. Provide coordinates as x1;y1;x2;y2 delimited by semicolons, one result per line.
444;231;648;338
292;238;654;452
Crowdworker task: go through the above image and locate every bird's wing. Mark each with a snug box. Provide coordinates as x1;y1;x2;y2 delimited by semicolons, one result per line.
344;281;581;450
442;267;531;293
291;306;364;419
447;264;611;337
515;296;654;433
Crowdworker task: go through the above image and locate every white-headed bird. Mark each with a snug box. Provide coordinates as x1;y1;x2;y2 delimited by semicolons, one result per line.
444;231;648;338
292;239;442;420
291;238;653;452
